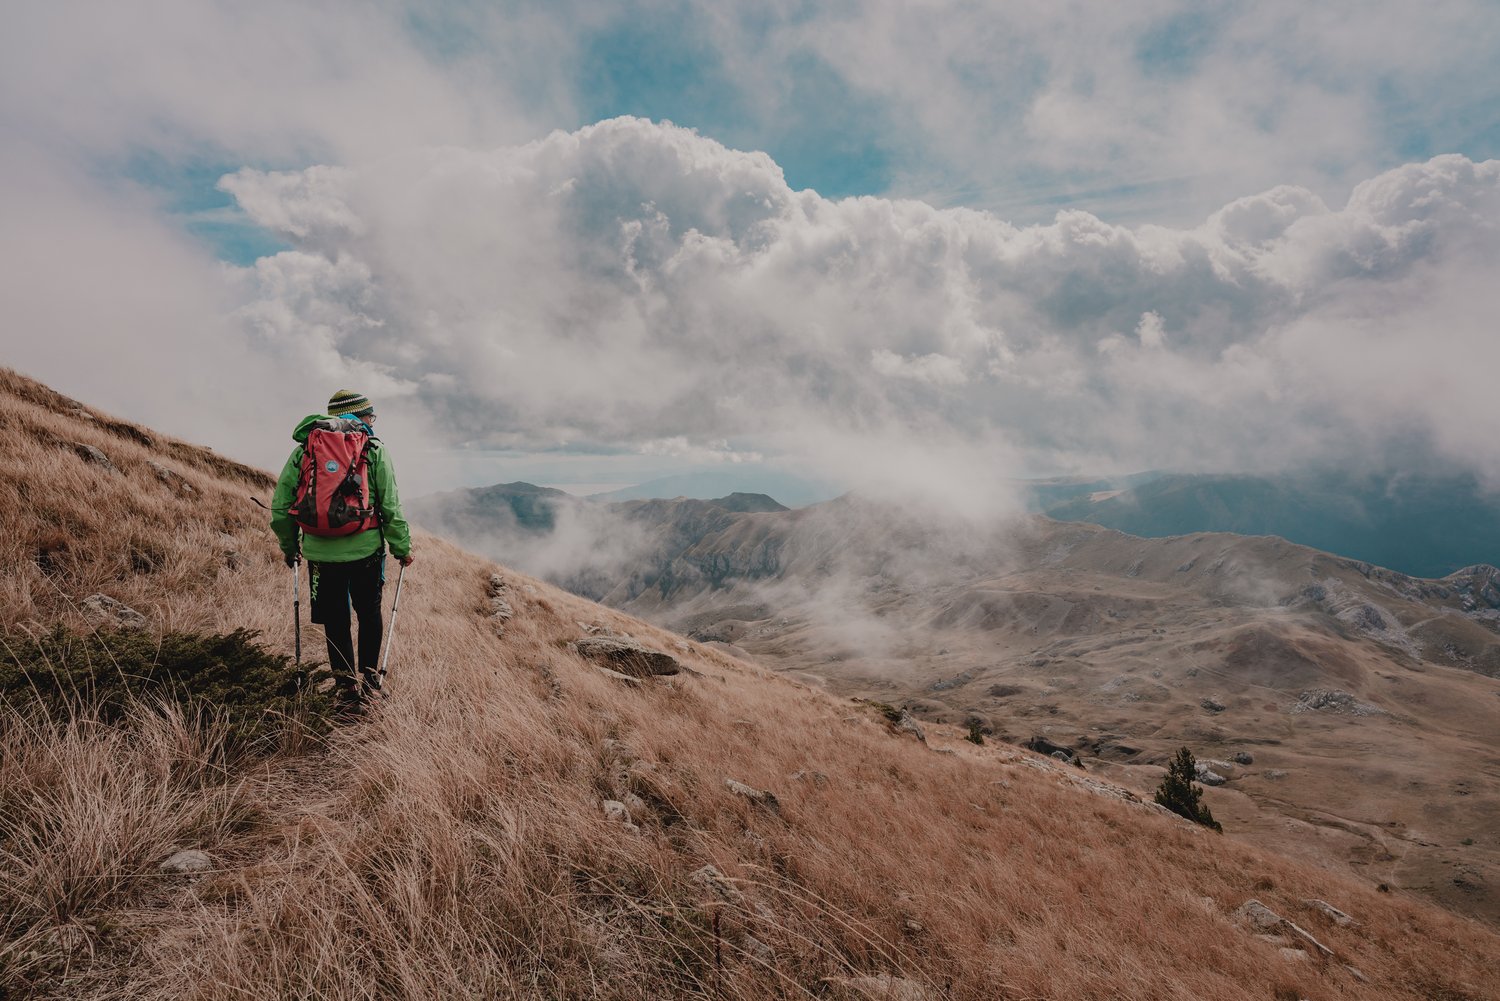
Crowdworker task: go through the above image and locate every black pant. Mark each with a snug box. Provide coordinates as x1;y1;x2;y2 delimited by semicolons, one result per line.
308;552;385;690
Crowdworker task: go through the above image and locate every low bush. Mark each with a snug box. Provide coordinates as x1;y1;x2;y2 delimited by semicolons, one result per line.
0;626;332;752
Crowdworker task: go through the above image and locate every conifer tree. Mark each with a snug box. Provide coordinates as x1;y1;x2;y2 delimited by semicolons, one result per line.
1154;746;1222;832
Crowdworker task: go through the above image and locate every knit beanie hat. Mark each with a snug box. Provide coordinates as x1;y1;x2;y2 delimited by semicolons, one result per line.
327;389;374;418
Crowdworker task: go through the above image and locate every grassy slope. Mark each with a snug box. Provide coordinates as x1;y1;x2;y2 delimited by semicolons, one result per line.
2;368;1497;1000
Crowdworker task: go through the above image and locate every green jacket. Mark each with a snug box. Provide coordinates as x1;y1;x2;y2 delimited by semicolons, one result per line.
270;414;412;562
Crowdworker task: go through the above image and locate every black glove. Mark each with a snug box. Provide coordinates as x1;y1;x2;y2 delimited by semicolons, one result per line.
284;552;301;568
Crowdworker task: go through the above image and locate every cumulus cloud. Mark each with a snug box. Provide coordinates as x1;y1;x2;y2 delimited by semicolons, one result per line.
219;119;1500;506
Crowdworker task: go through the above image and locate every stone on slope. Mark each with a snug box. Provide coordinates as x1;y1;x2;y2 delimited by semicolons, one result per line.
1194;764;1228;786
725;778;780;813
161;849;212;874
575;636;681;677
689;864;744;904
826;974;934;1001
1303;898;1358;927
81;594;147;631
593;666;642;687
73;443;118;473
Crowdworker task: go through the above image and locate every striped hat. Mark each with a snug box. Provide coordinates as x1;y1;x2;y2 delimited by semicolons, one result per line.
327;389;374;417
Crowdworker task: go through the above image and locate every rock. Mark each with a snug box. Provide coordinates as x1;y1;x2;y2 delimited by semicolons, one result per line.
1051;750;1072;762
160;849;212;874
1022;736;1075;762
623;793;648;819
594;666;642;687
1344;965;1369;983
1291;689;1382;716
790;770;830;788
689;864;744;904
725;778;780;813
81;594;147;631
1233;751;1254;765
1194;763;1227;786
1201;696;1226;713
1234;899;1333;958
895;711;926;744
146;460;196;495
1279;947;1311;963
73;443;118;473
489;596;514;621
1304;898;1358;927
826;974;934;1001
1235;899;1285;934
486;573;508;595
933;747;956;756
602;800;630;823
575;636;681;677
738;932;774;963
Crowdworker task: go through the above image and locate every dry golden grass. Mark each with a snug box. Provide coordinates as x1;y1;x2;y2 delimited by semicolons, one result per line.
2;366;1497;1000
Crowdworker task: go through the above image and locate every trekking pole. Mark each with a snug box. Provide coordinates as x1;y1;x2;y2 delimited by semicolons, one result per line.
377;563;406;694
292;560;302;667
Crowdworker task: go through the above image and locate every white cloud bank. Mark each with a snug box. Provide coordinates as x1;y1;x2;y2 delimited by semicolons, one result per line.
221;119;1500;506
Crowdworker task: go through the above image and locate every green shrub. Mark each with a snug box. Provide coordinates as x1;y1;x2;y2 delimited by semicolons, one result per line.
0;626;333;751
1153;747;1222;832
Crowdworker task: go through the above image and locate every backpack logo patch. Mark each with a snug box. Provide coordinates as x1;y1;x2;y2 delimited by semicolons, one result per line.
325;460;340;473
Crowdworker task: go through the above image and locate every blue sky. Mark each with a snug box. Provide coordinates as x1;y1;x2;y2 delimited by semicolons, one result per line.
107;1;1499;267
4;0;1500;500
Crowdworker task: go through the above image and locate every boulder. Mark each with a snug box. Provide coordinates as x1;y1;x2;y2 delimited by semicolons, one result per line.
146;460;196;495
895;711;927;744
738;932;774;962
72;443;118;473
1201;696;1226;713
725;778;780;813
1233;751;1254;765
1291;689;1382;716
81;594;147;631
826;974;934;1001
689;864;744;904
1303;898;1358;927
1022;736;1075;762
602;800;630;823
575;636;681;677
160;849;212;874
1235;899;1284;934
593;666;641;687
1194;764;1228;786
1234;899;1332;958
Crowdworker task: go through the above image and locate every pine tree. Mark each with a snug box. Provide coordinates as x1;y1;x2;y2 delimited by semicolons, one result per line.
1154;746;1222;832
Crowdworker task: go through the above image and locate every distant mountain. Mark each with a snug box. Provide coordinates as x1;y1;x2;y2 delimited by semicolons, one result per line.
705;491;788;513
408;480;571;537
1040;470;1500;578
588;470;836;507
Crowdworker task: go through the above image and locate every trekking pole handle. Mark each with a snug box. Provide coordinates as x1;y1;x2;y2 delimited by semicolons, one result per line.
377;562;406;689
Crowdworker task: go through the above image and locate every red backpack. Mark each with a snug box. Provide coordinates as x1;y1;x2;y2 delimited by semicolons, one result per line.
288;421;381;537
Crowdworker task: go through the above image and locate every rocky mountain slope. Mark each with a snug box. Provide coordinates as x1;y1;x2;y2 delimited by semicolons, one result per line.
5;367;1499;1000
415;487;1500;929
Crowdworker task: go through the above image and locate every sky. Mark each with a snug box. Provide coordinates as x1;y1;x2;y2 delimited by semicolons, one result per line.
3;1;1499;511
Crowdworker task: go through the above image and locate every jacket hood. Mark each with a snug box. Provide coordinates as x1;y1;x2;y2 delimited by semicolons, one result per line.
291;414;331;444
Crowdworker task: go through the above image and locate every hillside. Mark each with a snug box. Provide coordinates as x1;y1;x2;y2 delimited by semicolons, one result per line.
413;488;1500;928
3;367;1499;999
1039;470;1500;579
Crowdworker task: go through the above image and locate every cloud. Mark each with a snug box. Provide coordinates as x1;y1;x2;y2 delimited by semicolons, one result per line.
772;0;1500;220
220;118;1500;506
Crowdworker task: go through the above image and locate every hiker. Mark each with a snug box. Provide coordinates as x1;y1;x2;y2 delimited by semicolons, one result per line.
271;390;413;710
